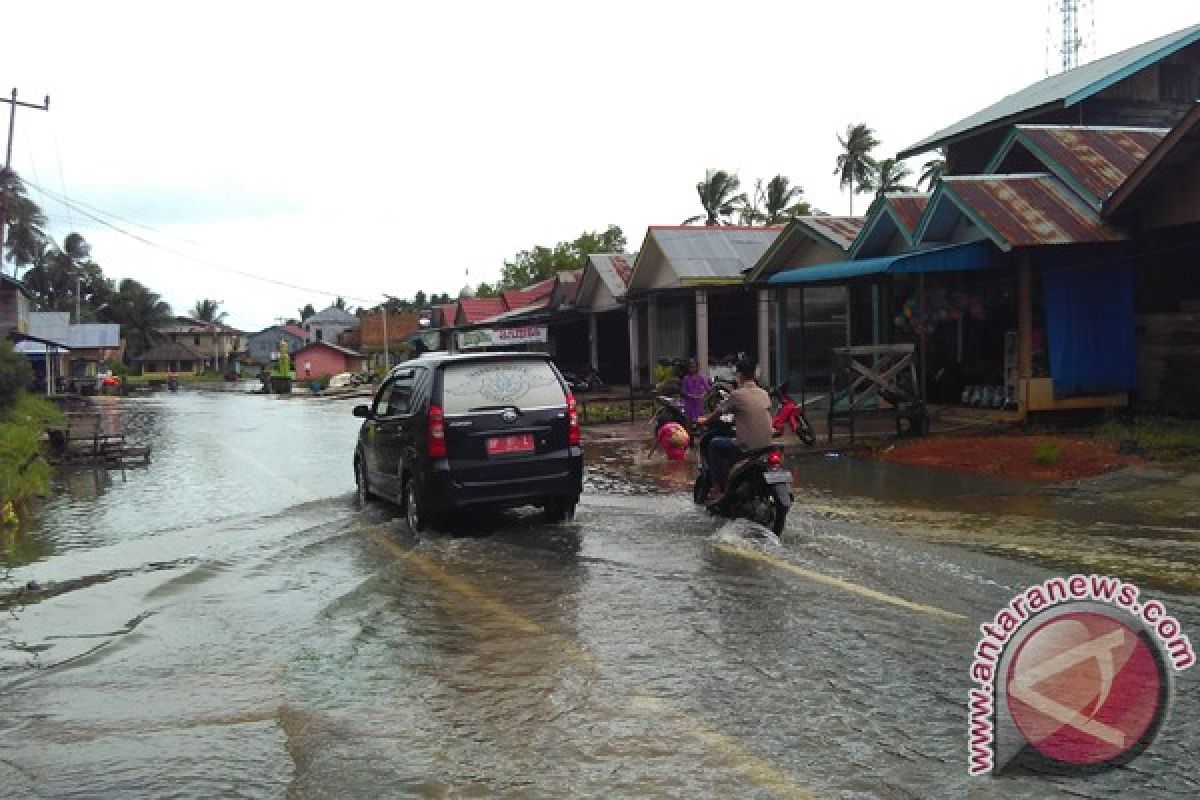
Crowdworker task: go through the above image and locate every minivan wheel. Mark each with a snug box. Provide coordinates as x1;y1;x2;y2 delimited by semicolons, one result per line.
405;476;436;533
354;458;372;507
544;495;578;523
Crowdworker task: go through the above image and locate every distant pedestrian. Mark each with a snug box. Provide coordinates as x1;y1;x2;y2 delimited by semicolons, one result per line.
680;358;709;421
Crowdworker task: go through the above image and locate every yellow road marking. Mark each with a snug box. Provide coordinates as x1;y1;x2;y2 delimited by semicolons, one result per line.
632;695;818;800
369;528;811;798
714;541;966;623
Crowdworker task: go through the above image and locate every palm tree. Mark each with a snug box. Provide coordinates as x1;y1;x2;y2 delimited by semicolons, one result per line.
760;175;811;223
21;233;109;316
191;298;227;323
833;123;880;215
683;169;747;226
100;278;173;359
870;158;916;197
919;150;947;191
1;167;48;276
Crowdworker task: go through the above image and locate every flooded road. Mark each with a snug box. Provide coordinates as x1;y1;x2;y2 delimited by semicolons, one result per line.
2;392;1198;798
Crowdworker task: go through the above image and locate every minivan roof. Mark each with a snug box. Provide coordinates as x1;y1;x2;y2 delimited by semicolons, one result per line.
388;350;553;377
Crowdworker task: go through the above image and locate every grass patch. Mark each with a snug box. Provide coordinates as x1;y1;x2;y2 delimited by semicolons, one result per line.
1033;441;1062;466
1097;417;1200;461
125;372;228;385
1;392;64;521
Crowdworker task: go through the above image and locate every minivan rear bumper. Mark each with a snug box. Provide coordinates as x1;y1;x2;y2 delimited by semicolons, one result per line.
428;446;584;511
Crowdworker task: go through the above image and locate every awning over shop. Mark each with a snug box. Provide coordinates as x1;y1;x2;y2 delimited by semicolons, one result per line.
767;240;999;286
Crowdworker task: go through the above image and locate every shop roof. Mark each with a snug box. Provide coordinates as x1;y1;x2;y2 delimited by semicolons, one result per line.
849;194;931;258
456;297;508;325
917;174;1126;251
744;217;862;281
583;253;634;299
1106;103;1200;215
769;240;1000;286
501;276;556;310
987;125;1167;210
899;21;1200;159
629;226;783;290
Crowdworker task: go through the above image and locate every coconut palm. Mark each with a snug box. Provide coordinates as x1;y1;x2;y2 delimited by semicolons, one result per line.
760;175;811;223
870;158;917;197
683;169;747;226
20;233;110;316
191;298;228;323
100;278;173;359
919;150;947;191
0;167;48;276
833;123;880;215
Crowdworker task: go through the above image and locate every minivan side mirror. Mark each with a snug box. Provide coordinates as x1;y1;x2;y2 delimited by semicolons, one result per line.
352;404;373;419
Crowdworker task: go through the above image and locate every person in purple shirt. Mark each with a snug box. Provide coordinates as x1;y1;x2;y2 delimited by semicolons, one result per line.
680;358;710;421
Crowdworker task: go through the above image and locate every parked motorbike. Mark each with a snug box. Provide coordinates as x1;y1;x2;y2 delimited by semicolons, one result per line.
770;382;816;446
692;414;792;535
561;365;605;393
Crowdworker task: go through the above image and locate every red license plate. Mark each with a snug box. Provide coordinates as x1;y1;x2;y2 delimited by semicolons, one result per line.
486;434;535;455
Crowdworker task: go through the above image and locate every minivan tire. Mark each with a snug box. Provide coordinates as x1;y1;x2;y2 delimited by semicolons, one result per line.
405;475;435;533
544;495;578;523
354;457;372;507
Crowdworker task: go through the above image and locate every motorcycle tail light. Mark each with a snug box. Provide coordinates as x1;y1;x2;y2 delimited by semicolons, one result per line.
766;449;783;467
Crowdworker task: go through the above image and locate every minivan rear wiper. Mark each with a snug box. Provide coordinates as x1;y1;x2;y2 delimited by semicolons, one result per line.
467;404;524;415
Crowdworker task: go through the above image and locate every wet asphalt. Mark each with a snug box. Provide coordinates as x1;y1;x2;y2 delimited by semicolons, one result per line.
0;391;1197;798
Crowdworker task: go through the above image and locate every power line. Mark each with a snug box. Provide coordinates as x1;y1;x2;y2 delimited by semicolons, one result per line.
24;178;380;305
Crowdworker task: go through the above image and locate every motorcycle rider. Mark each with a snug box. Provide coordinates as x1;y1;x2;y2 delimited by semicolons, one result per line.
697;356;774;507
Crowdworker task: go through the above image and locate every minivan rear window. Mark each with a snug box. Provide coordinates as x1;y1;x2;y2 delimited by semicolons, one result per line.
441;360;566;414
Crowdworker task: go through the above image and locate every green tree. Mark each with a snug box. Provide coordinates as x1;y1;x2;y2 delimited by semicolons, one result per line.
919;150;947;191
870;158;916;197
474;282;499;298
20;234;112;319
333;296;347;310
834;123;880;215
298;303;316;321
191;298;227;323
100;278;173;359
760;175;811;223
499;225;627;288
683;169;746;226
0;168;47;276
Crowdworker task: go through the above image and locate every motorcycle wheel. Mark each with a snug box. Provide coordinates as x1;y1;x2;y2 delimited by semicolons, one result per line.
741;480;788;535
693;471;711;504
795;414;817;447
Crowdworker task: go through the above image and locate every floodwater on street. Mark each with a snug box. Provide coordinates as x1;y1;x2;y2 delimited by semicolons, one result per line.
2;391;1198;798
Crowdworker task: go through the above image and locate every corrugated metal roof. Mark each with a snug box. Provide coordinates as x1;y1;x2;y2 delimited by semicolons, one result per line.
27;312;70;344
634;226;783;287
848;194;930;258
305;306;358;325
586;253;633;298
887;194;930;235
937;174;1126;249
457;297;508;324
991;125;1166;209
296;341;365;358
67;323;120;349
1106;104;1200;214
791;216;864;251
502;276;555;310
900;22;1200;158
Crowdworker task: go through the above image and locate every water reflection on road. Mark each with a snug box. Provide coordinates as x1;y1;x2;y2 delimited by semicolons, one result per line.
0;392;1197;798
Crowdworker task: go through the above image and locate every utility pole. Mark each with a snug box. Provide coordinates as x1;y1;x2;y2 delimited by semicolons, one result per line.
0;89;50;277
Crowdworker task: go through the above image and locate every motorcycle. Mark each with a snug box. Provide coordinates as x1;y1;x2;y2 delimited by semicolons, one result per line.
770;382;816;446
692;414;793;536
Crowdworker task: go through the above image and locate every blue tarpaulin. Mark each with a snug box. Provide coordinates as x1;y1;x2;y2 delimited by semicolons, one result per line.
1041;259;1136;397
767;240;998;285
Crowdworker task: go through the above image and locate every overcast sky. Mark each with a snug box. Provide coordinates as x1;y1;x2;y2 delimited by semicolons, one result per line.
3;1;1197;330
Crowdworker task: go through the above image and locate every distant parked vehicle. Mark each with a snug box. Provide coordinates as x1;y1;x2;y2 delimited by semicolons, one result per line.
352;352;584;531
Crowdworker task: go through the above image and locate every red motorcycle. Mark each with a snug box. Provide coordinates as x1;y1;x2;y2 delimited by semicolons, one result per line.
770;383;816;446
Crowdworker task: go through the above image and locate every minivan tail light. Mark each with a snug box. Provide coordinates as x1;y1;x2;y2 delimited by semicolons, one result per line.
766;449;783;467
428;404;447;458
566;393;580;445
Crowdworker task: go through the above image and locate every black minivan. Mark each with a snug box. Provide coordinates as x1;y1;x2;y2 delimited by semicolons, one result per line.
352;352;584;530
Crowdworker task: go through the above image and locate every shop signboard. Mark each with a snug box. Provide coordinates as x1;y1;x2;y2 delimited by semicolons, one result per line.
457;325;548;349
